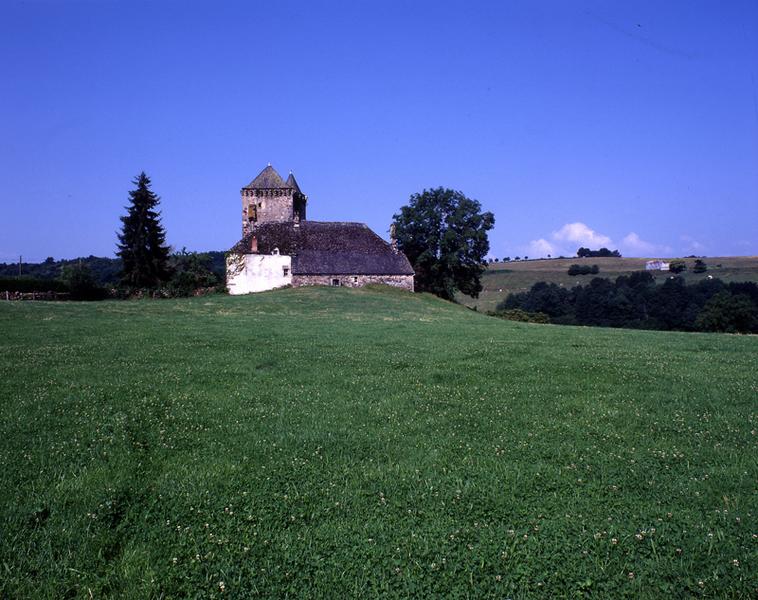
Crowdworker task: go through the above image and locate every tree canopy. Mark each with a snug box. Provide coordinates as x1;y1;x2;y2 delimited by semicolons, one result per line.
392;188;494;300
116;172;171;288
498;275;758;333
577;247;621;258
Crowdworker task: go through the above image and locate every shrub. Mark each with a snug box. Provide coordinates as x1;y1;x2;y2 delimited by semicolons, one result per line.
568;264;599;276
166;250;221;297
492;308;550;324
60;264;107;300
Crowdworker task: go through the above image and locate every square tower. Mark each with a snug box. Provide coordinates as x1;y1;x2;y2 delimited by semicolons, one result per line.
241;165;307;236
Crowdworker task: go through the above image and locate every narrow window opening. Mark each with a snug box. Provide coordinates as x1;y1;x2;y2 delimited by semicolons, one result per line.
331;278;340;287
283;266;289;277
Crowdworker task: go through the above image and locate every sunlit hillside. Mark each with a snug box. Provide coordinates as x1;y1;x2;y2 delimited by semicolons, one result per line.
466;255;758;313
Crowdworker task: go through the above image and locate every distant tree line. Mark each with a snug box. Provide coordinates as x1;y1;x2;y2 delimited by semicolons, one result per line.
496;273;758;333
577;247;621;258
0;252;226;300
0;253;225;287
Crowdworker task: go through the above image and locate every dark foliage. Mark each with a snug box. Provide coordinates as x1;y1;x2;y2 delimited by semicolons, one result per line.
492;308;550;324
0;256;120;284
60;263;107;300
1;252;227;291
166;249;222;297
0;277;68;293
577;247;621;258
393;188;494;300
693;259;708;273
669;260;687;274
498;274;758;333
116;172;171;288
567;264;599;276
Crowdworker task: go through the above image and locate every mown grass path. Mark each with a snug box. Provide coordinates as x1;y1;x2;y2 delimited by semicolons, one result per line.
1;287;756;598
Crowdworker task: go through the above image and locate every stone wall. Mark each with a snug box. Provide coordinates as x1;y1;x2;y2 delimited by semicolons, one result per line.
1;290;71;301
241;189;294;235
291;274;414;292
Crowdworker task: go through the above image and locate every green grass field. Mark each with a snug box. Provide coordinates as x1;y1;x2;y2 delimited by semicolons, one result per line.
466;255;758;313
1;287;756;598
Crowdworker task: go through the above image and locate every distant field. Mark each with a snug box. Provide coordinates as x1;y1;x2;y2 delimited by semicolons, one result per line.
463;255;758;313
1;288;756;598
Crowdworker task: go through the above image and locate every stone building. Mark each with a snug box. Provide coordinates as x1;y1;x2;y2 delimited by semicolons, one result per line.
226;165;414;294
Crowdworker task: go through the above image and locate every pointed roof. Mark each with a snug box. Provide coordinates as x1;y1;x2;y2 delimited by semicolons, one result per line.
244;165;287;189
285;172;302;194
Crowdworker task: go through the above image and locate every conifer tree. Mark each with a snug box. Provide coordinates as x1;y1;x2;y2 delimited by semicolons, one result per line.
116;172;171;287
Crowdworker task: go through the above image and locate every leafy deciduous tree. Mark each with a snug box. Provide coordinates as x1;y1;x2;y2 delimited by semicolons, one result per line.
392;188;494;300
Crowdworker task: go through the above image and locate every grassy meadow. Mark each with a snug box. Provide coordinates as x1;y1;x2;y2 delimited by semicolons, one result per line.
1;287;756;598
467;255;758;313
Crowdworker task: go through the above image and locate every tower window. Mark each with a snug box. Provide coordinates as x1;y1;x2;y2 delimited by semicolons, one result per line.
283;266;289;277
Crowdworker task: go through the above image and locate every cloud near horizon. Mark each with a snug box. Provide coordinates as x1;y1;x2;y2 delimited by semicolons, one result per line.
619;232;671;257
524;222;612;258
552;223;612;248
523;222;668;258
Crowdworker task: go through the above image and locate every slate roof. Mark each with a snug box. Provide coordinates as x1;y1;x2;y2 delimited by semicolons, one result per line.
285;172;302;194
229;221;414;276
244;165;288;189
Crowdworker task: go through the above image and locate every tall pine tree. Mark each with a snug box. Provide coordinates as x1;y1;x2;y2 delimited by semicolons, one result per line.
117;172;171;288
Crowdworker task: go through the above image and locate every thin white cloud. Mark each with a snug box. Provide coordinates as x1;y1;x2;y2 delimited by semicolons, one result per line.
680;235;705;252
619;232;670;257
552;222;612;248
526;238;556;257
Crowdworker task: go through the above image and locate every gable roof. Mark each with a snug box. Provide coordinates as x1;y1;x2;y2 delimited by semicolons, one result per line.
229;221;414;276
244;165;288;189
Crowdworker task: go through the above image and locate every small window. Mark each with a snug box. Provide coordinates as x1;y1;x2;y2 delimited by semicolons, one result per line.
353;277;358;283
272;247;279;255
331;278;340;287
283;266;289;277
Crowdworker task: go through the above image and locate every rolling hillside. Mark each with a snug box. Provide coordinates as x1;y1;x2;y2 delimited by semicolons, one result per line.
1;287;756;598
464;255;758;313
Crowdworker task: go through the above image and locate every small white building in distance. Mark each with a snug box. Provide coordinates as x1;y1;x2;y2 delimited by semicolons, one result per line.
645;260;670;271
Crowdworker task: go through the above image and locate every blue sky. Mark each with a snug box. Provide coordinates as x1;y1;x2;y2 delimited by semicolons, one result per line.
1;0;756;263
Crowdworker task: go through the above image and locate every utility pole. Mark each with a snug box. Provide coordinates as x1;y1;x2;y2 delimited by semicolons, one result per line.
18;255;22;277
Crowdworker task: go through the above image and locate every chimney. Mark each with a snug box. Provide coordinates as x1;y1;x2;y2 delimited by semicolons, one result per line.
251;235;258;253
390;223;398;253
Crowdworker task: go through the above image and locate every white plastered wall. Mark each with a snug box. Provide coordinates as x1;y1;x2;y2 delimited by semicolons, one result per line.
226;254;292;295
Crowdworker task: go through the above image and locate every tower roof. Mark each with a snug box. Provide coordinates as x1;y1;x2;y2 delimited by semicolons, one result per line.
244;165;288;189
285;172;302;194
